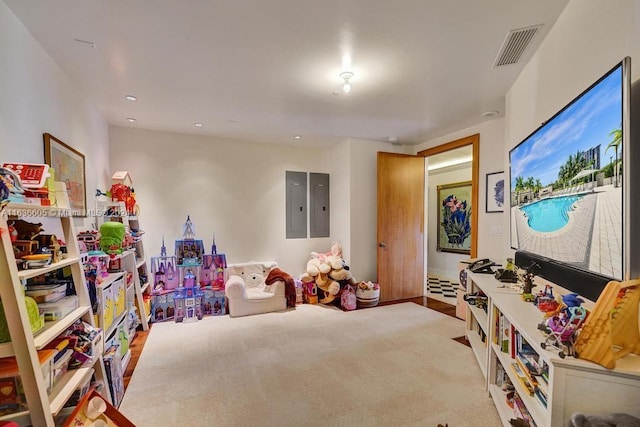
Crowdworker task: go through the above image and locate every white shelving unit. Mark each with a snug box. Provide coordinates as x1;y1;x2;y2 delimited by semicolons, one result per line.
464;270;640;426
96;200;149;332
0;203;111;426
464;271;518;380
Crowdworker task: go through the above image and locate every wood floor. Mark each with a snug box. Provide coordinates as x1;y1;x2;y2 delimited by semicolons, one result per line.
122;297;459;391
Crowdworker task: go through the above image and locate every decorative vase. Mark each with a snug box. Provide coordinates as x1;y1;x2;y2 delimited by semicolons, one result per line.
356;288;380;308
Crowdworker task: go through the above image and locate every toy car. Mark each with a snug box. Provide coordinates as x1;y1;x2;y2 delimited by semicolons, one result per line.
463;292;488;310
521;293;535;303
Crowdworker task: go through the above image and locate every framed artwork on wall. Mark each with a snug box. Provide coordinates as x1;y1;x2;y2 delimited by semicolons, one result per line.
43;133;86;216
486;171;505;213
437;181;472;254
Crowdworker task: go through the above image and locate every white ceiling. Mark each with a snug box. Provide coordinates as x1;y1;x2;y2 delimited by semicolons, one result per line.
5;0;569;147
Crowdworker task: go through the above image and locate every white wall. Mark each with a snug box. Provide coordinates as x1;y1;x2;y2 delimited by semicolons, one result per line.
0;2;111;229
418;0;640;281
109;126;346;277
505;0;640;274
109;127;407;283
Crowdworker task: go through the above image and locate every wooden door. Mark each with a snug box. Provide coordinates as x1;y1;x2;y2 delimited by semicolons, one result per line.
377;152;425;302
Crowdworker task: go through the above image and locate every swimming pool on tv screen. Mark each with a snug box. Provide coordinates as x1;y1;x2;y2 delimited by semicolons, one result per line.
520;195;582;232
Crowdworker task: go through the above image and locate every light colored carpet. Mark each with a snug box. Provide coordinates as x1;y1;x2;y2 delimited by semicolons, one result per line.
119;303;500;426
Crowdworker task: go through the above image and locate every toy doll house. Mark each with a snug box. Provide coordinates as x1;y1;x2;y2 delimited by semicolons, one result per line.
173;283;204;323
175;215;204;267
200;253;227;290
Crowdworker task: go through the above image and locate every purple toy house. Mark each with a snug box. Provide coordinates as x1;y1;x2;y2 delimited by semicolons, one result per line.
200;254;227;289
174;285;204;323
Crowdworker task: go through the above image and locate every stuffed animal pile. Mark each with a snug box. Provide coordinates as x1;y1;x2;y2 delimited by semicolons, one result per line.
300;243;356;304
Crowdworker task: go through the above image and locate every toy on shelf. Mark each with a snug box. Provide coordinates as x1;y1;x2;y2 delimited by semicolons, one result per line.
77;230;99;253
2;163;50;205
574;279;640;369
99;222;125;255
464;291;488;311
539;303;588;359
0;166;25;205
534;285;560;316
520;261;541;302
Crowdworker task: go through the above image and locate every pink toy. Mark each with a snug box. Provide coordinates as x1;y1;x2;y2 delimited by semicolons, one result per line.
540;306;587;358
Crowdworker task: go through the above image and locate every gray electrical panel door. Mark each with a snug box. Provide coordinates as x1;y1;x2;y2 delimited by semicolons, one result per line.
286;171;307;238
309;173;330;238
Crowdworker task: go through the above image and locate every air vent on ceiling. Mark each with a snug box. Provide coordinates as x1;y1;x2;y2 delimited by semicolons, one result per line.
494;24;542;67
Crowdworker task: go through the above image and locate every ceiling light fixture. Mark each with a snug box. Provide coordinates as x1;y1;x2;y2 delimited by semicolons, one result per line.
481;110;499;118
340;71;354;93
125;95;137;102
293;135;302;140
194;122;203;127
126;117;137;123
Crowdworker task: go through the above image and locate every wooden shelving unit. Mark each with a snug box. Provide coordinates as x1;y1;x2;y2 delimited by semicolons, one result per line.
0;203;111;426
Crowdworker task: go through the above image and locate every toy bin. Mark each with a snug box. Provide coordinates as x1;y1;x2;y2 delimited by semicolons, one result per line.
25;283;67;303
37;295;79;321
0;349;56;415
142;295;151;320
0;296;44;343
95;282;115;333
113;276;126;319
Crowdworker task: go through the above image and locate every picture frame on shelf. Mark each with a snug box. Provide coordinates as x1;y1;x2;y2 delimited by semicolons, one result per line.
437;180;472;254
486;171;505;213
43;133;87;216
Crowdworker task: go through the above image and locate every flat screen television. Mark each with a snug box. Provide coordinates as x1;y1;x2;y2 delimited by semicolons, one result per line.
509;58;632;301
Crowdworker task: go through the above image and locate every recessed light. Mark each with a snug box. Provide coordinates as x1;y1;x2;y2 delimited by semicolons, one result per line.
125;95;137;102
194;123;203;127
126;118;137;123
293;135;302;140
481;110;499;118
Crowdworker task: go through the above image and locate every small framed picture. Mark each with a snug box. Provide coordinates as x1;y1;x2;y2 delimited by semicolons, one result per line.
486;171;505;213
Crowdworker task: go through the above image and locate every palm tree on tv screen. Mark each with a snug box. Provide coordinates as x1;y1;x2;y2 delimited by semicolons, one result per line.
605;127;622;187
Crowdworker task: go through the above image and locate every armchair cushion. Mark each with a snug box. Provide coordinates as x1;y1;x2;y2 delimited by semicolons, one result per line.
225;261;287;317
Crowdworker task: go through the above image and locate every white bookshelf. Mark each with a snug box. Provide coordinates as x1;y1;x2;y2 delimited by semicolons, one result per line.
464;270;640;426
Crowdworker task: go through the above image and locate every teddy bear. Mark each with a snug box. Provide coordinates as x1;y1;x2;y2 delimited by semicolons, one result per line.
302;244;356;305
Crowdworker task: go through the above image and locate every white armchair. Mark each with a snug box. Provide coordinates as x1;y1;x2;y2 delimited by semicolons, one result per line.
225;261;287;317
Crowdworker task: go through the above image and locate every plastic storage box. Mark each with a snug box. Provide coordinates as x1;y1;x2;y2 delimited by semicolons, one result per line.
38;295;79;321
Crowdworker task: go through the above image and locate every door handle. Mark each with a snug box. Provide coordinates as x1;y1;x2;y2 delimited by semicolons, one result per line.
378;242;386;248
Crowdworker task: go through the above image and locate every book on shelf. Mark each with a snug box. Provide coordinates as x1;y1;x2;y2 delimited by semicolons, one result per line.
512;392;536;426
493;307;500;345
501;316;511;353
510;363;535;396
534;388;548;408
515;354;539;386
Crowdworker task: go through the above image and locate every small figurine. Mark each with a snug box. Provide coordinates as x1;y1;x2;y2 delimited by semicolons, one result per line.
520;261;541;302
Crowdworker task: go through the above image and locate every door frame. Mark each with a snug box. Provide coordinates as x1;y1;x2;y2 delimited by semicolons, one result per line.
417;133;479;258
